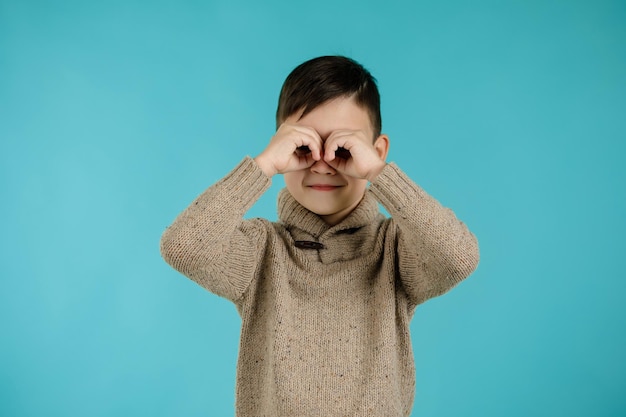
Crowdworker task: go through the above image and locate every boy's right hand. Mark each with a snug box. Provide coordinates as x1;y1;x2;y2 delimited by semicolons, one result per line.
254;123;323;177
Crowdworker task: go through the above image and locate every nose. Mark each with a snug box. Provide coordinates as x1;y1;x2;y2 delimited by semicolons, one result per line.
310;157;336;175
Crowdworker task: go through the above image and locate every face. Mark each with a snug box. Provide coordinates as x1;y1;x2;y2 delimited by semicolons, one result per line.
283;96;381;226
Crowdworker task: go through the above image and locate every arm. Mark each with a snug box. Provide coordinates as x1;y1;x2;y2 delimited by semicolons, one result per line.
160;157;271;302
161;122;323;301
369;163;480;307
323;128;478;305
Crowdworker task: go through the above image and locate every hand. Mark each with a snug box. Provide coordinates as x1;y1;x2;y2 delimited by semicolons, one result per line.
255;123;323;177
323;130;388;182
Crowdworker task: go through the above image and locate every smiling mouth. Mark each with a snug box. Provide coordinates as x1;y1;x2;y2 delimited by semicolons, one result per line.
309;184;342;191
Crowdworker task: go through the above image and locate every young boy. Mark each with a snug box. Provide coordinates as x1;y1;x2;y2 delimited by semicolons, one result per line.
160;56;479;416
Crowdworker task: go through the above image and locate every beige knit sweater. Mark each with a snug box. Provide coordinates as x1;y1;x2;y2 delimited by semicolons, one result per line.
160;157;479;416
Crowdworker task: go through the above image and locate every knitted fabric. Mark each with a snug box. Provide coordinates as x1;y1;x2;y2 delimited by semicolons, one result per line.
160;157;479;416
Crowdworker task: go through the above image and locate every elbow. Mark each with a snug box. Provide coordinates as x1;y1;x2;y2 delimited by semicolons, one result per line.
450;233;480;282
160;226;222;277
160;227;179;269
159;227;195;274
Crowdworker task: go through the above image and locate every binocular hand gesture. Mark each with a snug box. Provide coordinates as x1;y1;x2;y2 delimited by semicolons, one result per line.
255;124;388;182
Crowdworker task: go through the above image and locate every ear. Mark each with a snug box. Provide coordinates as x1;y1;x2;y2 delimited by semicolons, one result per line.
374;134;390;161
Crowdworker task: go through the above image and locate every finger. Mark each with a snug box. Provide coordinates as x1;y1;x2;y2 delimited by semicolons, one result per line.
309;137;323;161
322;132;338;161
293;126;323;161
324;132;350;162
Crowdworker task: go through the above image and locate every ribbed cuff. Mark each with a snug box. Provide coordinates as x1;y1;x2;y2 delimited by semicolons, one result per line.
214;156;272;212
368;162;430;218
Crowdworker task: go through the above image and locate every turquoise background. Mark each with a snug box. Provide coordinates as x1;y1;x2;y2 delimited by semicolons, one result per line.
2;0;625;416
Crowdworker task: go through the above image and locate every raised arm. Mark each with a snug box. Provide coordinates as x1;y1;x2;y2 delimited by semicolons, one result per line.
160;157;271;301
369;163;480;307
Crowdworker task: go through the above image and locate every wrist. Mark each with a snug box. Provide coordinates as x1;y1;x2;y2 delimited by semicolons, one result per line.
254;155;277;177
366;160;387;182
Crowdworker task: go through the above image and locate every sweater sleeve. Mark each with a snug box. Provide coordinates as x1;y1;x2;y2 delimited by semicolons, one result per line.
160;157;272;302
368;163;479;307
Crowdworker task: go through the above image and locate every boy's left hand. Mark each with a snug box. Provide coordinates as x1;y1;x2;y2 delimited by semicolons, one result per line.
323;129;388;182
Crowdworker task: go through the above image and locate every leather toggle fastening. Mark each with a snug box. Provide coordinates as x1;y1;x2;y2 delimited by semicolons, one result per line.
294;240;325;250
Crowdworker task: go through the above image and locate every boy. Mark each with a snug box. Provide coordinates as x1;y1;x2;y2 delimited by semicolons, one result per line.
160;56;479;416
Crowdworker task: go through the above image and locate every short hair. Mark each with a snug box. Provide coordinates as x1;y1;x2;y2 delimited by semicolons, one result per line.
276;56;382;138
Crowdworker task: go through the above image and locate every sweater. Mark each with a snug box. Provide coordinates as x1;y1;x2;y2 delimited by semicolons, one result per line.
160;157;479;416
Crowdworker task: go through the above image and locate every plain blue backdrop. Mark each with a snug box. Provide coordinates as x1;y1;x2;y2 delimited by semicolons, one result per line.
1;0;625;416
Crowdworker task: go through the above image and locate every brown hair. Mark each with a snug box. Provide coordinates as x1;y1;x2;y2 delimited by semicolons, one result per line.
276;56;382;138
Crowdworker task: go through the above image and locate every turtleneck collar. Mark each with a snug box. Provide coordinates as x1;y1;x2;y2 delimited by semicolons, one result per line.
277;188;384;263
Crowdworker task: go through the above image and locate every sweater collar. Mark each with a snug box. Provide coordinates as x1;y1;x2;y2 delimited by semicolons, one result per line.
277;188;382;238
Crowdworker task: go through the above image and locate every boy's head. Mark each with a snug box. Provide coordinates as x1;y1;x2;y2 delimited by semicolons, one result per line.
276;56;382;138
275;56;389;226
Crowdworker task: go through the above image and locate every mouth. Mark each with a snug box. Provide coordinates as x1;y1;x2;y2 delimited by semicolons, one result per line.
308;184;342;191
